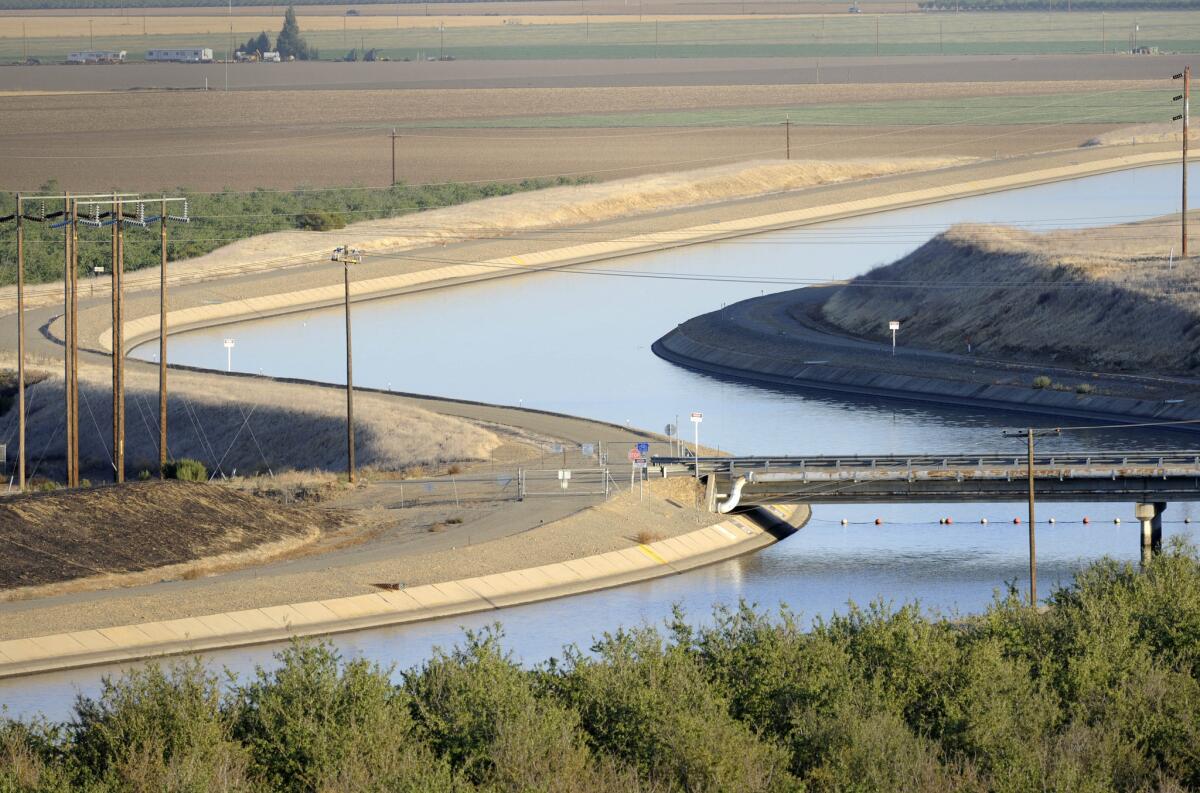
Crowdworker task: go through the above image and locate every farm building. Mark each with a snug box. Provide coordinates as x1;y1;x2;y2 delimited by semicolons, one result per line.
67;50;126;64
146;48;214;63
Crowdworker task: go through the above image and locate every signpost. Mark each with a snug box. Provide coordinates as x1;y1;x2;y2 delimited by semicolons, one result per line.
888;320;900;356
690;411;703;484
223;338;235;372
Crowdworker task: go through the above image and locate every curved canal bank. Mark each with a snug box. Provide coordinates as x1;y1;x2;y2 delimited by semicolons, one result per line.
653;287;1200;430
0;504;807;678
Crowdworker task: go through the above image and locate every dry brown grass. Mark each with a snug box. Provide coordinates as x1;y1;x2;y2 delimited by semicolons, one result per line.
821;215;1200;373
1084;122;1200;148
0;479;335;600
634;528;664;544
159;157;969;280
0;358;500;482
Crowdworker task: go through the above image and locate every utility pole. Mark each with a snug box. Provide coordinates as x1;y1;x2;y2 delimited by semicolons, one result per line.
1174;68;1190;256
1026;428;1036;606
15;195;25;491
785;114;790;160
390;128;398;186
63;192;74;487
159;197;168;477
112;196;125;483
332;246;362;483
1004;426;1060;607
69;199;79;486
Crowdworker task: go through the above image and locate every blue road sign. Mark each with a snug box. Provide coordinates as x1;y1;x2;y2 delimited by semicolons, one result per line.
637;442;650;454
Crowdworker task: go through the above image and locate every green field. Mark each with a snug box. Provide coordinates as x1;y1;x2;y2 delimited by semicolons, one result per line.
6;11;1200;62
391;88;1174;128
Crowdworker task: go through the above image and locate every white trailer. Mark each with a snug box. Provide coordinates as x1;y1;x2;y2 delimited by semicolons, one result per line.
67;50;126;64
146;48;214;63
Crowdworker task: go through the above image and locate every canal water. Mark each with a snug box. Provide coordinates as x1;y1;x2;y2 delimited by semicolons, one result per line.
5;164;1198;721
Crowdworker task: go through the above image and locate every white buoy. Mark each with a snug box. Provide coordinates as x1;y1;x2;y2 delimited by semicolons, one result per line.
980;518;988;525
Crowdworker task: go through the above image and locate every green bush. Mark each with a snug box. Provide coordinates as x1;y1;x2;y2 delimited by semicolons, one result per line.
8;545;1200;790
162;458;207;482
1032;375;1052;389
1076;383;1094;394
295;210;347;232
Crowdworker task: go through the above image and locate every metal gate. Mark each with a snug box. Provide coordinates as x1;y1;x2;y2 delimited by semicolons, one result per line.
519;467;612;498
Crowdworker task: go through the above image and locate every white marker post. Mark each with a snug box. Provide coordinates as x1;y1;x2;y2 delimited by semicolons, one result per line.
223;338;235;372
690;411;703;485
888;320;900;356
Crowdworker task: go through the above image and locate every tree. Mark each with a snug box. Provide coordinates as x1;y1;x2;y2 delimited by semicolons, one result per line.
239;31;270;57
275;5;310;60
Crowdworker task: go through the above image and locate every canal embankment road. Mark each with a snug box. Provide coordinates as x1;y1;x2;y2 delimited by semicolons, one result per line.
0;503;808;678
653;286;1200;430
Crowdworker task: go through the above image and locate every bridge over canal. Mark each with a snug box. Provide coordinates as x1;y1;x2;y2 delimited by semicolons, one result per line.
654;451;1200;556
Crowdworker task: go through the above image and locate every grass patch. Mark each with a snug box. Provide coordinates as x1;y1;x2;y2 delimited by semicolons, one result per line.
397;89;1172;129
0;176;589;289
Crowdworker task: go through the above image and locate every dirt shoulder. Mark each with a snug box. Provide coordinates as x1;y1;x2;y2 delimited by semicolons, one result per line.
0;476;720;640
0;480;342;599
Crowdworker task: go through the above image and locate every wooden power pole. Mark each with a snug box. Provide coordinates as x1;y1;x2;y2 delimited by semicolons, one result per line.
63;192;74;487
332;246;362;484
1176;67;1190;257
159;197;168;477
70;200;79;485
111;197;125;483
390;128;398;186
1026;427;1037;606
15;195;25;491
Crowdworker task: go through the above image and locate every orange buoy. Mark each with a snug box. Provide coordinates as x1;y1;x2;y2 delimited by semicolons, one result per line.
874;517;882;525
1013;517;1021;524
1082;516;1090;524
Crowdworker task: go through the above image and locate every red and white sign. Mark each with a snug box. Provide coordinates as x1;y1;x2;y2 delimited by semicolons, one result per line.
628;448;642;461
690;412;703;422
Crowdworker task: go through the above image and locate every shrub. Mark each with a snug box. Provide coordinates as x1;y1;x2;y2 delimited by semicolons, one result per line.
232;642;453;792
137;469;151;481
1032;376;1052;389
1076;383;1094;394
163;458;207;482
294;211;346;232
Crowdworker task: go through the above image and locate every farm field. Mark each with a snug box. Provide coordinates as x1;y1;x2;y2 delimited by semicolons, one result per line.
0;10;1197;62
0;80;1153;190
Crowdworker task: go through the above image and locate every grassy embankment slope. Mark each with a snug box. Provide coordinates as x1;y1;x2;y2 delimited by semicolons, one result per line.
0;359;501;482
822;213;1200;373
2;542;1200;790
4;10;1200;61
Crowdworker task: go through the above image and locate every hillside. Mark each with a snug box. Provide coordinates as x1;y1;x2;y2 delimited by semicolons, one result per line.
0;480;342;597
820;215;1200;374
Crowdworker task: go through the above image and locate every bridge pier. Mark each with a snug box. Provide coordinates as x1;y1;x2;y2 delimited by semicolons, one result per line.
1135;501;1166;565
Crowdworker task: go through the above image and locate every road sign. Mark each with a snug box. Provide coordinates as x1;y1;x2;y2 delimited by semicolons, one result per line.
665;423;676;436
636;442;649;454
888;320;900;331
690;412;703;423
628;448;641;461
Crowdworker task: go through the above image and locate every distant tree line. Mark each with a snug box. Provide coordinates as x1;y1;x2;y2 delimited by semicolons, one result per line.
0;176;590;289
2;543;1200;790
0;0;541;9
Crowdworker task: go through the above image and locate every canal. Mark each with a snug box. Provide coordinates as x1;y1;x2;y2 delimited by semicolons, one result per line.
4;163;1197;720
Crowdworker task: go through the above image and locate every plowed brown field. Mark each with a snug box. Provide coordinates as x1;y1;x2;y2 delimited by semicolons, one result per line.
0;81;1133;190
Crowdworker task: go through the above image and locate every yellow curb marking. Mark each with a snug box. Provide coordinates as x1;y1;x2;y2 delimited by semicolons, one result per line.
638;545;668;565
